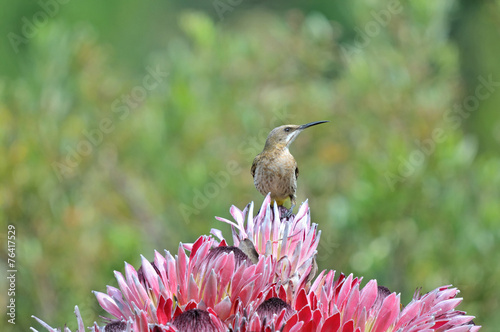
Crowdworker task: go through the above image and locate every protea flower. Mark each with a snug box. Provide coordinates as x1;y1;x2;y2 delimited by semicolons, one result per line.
278;271;479;332
31;196;480;331
213;194;320;292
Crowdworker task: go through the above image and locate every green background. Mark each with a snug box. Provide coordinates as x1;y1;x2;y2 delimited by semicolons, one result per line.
1;0;499;330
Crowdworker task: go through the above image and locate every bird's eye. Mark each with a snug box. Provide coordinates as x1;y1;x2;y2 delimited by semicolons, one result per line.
284;127;291;132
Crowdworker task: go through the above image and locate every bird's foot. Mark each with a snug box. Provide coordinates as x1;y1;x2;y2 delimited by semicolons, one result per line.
283;204;295;218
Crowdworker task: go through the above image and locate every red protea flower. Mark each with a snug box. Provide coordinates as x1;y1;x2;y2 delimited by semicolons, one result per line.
31;197;480;332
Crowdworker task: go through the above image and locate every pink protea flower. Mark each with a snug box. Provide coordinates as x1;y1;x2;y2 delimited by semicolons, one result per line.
213;195;320;293
230;283;294;331
278;271;479;332
94;235;279;327
31;197;480;332
32;305;227;332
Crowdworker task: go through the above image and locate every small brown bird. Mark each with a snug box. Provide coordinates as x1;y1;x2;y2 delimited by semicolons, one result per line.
251;121;328;215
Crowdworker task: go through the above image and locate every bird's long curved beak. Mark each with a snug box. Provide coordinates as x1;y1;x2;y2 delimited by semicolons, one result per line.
299;120;329;130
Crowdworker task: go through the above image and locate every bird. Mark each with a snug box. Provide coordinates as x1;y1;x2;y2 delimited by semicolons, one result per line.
251;121;328;216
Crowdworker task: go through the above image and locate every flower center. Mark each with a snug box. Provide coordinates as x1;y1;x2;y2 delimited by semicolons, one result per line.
172;309;219;331
256;297;291;319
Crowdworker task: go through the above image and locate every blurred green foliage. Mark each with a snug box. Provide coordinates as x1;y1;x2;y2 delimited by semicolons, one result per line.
1;0;499;330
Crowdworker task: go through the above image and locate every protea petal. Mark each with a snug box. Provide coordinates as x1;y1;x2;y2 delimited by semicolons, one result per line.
94;292;123;320
371;293;400;332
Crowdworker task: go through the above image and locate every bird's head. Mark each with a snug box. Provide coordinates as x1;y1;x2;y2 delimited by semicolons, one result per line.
263;121;328;150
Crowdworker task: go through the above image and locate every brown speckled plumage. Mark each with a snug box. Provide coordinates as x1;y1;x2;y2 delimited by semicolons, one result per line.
251;145;298;206
251;121;327;214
